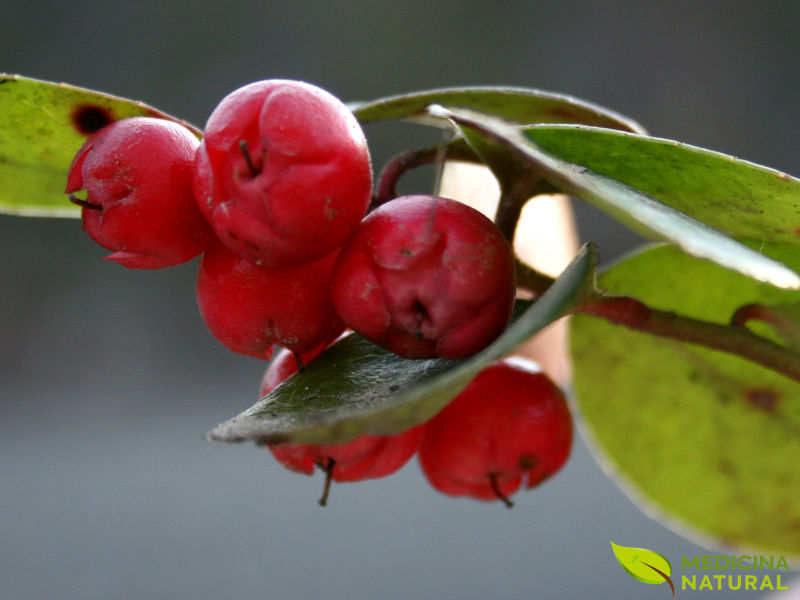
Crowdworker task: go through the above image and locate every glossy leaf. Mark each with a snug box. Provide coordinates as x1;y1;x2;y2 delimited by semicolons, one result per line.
571;244;800;556
526;125;800;248
351;86;645;133
610;541;672;585
428;105;800;289
208;244;595;446
0;74;200;217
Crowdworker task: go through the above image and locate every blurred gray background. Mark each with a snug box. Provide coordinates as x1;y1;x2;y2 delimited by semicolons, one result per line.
1;1;798;598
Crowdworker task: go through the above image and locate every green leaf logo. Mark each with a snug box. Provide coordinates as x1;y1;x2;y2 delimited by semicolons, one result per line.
610;541;675;596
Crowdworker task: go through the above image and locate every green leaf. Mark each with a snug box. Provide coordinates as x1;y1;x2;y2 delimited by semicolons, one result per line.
571;244;800;556
525;125;800;248
610;541;672;585
427;105;800;290
208;244;595;446
0;74;200;218
351;86;645;133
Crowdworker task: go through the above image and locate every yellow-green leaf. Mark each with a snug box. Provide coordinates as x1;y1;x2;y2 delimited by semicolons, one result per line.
0;74;200;218
573;244;800;556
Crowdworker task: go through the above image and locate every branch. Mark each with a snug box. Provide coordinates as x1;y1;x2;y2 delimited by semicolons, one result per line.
577;294;800;383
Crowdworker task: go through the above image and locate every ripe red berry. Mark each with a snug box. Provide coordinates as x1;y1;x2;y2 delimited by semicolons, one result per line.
196;240;344;360
193;79;372;267
331;195;516;359
65;117;213;268
262;345;423;506
418;357;572;507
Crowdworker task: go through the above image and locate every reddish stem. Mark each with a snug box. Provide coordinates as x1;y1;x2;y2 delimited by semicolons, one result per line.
372;144;479;210
577;295;800;382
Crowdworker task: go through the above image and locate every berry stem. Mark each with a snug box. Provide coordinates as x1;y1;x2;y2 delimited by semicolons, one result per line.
488;472;514;509
318;458;336;507
68;194;102;211
238;140;260;177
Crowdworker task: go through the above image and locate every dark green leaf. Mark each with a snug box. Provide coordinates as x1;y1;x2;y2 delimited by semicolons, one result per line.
526;125;800;248
428;105;800;289
351;86;644;133
0;74;200;218
571;243;800;555
208;244;595;446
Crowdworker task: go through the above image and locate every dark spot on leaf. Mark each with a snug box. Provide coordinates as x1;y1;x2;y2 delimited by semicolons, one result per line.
71;104;114;135
389;384;399;392
794;227;800;237
745;387;779;413
0;78;12;85
718;458;736;476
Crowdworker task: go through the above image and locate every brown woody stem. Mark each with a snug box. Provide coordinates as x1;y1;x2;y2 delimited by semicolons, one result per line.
514;258;555;298
493;176;556;245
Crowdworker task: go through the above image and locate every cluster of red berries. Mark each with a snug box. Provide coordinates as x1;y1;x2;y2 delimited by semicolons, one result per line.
65;79;572;506
66;79;515;362
262;343;572;507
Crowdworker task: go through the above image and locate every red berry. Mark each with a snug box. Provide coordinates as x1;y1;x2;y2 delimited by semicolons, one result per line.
196;240;344;360
418;357;572;507
193;80;372;267
65;117;213;268
331;195;516;359
262;345;423;505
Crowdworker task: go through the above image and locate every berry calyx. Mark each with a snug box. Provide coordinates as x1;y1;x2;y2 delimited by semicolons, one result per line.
418;357;572;507
193;79;372;267
196;240;344;360
65;117;213;268
261;345;423;506
331;195;516;359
